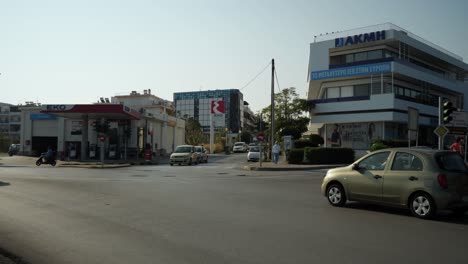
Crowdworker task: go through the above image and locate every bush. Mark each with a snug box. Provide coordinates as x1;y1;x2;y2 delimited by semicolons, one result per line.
309;134;324;146
294;139;317;148
203;143;224;153
287;148;304;164
304;147;355;164
370;142;389;152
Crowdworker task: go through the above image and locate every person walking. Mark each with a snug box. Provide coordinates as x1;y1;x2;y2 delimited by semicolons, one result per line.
272;142;281;164
450;137;464;157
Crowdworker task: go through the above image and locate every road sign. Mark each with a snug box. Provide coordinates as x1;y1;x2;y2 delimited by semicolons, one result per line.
447;126;468;136
433;125;448;138
447;111;468;127
256;132;265;142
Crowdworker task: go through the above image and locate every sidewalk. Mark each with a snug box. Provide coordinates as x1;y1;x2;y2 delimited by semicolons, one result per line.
243;156;347;171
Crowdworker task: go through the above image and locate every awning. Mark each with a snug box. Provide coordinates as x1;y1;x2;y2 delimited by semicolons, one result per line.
40;104;141;120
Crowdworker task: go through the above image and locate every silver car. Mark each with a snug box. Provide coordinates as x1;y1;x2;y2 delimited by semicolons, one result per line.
321;148;468;219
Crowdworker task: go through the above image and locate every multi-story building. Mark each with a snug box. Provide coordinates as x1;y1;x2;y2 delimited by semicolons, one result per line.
0;102;21;144
242;102;257;132
173;89;244;133
307;23;468;149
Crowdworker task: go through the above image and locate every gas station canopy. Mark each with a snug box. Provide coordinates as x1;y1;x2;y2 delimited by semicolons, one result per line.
40;104;141;120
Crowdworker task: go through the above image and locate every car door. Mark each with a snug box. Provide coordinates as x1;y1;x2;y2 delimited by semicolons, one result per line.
348;151;391;202
382;152;425;206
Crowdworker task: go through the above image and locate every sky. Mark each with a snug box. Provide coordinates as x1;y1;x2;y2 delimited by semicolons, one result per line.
1;0;467;112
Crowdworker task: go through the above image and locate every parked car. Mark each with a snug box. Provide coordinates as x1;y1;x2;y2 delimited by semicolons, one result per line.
247;146;260;162
233;142;248;153
194;146;208;163
8;144;21;156
170;145;198;166
321;148;468;219
248;142;257;150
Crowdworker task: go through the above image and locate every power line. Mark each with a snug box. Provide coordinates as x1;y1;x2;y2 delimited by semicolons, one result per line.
240;61;272;91
274;67;281;93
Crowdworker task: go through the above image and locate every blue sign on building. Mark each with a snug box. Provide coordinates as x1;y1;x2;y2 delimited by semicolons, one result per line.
30;113;57;120
310;62;392;81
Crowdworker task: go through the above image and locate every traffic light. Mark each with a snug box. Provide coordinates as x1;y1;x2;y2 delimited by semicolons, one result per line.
443;100;457;124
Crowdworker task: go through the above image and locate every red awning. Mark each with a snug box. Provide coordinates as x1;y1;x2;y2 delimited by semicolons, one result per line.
40;104;141;120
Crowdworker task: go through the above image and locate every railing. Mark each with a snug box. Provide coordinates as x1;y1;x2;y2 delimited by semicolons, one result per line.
313;23;462;61
309;96;370;105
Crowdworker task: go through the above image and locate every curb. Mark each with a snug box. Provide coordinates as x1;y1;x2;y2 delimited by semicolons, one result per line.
244;164;345;171
58;164;132;169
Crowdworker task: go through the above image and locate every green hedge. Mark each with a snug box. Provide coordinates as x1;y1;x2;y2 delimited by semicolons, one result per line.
287;148;304;164
294;139;318;148
304;147;355;164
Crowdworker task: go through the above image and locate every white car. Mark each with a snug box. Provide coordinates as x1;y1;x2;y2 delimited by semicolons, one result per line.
233;142;248;153
247;146;260;162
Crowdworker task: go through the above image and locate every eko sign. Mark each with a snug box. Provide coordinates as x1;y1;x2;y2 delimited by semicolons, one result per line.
335;30;386;47
42;105;74;111
310;62;392;81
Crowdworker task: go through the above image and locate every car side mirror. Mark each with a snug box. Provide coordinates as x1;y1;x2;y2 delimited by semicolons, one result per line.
352;163;361;171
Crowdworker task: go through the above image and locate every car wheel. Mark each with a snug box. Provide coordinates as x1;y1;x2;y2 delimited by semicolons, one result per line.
188;159;192;166
170;163;173;166
452;208;467;217
409;193;436;219
326;183;346;207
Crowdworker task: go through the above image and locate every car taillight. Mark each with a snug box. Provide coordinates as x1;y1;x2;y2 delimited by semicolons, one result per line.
437;174;448;189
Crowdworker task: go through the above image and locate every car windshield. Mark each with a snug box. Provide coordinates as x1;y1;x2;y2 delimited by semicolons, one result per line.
436;152;467;172
194;147;202;152
234;143;244;146
249;146;260;152
174;146;192;153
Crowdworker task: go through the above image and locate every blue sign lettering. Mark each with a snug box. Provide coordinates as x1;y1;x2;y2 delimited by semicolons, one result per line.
335;30;386;47
309;62;392;81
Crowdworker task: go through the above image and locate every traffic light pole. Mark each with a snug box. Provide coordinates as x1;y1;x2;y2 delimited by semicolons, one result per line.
438;97;443;150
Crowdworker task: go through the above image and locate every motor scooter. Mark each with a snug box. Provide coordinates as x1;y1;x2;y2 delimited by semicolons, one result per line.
36;152;57;166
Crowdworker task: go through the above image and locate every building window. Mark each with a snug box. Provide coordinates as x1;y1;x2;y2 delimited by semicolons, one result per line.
341;86;353;97
354;84;370;96
326;87;340;99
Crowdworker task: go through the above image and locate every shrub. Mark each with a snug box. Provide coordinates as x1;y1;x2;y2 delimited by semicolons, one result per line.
304;147;355;164
309;134;324;146
370;142;389;152
287;148;304;164
294;139;316;149
203;143;224;153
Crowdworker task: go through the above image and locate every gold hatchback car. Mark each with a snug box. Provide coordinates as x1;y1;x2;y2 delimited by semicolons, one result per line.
321;148;468;219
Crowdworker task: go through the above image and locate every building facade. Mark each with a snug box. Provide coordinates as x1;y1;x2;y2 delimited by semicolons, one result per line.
0;102;21;144
18;90;185;159
173;89;244;133
307;23;468;149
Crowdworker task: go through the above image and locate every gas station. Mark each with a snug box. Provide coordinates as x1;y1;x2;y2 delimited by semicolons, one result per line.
39;104;141;161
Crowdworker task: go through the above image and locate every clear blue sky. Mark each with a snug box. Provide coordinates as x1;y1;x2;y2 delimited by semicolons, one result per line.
1;0;467;112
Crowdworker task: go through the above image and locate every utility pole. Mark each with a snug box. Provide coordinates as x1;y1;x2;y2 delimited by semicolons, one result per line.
270;58;275;160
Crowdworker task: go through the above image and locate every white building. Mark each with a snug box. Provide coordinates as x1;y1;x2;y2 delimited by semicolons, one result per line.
307;23;468;149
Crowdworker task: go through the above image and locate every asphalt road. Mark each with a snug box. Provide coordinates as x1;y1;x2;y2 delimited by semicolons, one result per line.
0;153;467;264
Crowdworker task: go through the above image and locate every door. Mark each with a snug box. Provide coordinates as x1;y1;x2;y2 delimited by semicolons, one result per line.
348;151;390;202
383;152;425;206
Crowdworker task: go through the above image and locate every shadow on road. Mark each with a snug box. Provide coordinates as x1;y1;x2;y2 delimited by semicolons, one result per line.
345;202;468;225
0;181;11;187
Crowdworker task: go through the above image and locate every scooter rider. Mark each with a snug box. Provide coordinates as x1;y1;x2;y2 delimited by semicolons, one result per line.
46;146;54;163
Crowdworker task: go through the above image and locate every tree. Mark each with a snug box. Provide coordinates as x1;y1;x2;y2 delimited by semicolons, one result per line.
185;118;205;145
239;131;252;143
261;87;310;141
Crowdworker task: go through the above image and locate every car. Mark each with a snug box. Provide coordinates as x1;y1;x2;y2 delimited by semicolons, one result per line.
170;145;198;166
321;148;468;219
247;146;260;162
248;142;257;150
233;142;248;153
194;146;208;163
8;144;21;156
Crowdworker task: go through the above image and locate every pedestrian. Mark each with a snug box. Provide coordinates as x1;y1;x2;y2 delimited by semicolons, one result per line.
450;137;464;157
272;142;280;164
